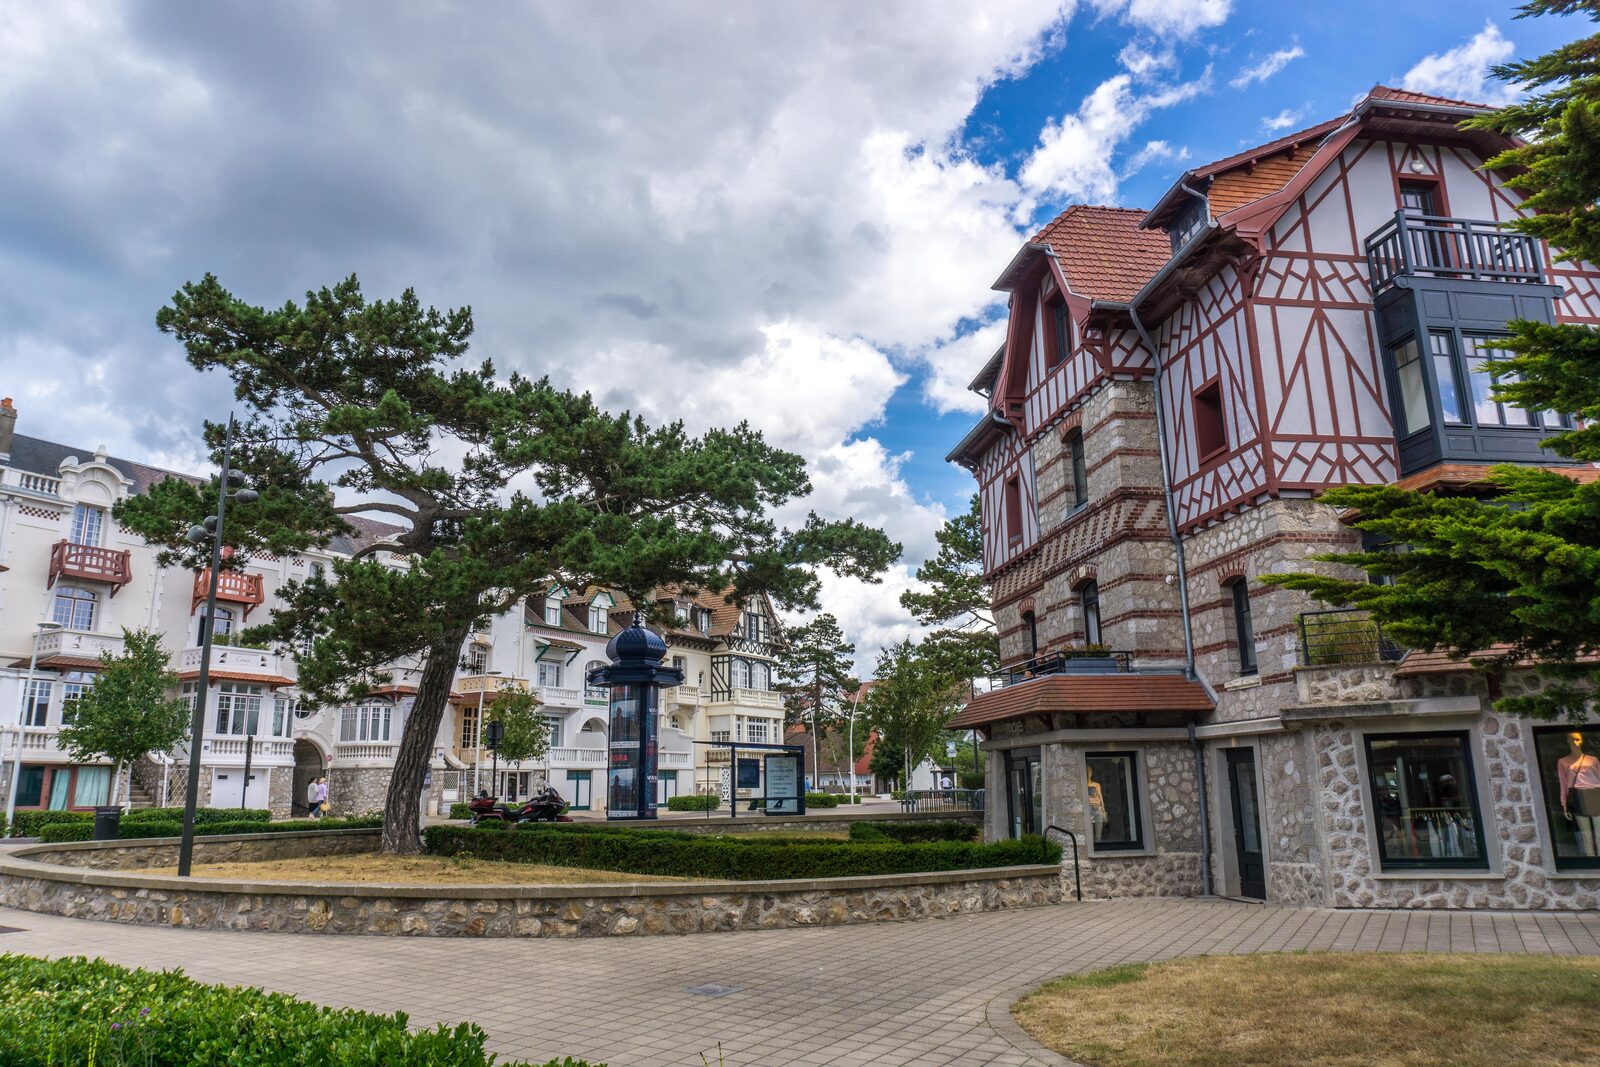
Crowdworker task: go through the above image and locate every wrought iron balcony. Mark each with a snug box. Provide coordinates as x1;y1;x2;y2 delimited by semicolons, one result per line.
987;649;1134;689
1296;608;1407;667
1366;212;1544;294
47;540;133;594
193;568;265;617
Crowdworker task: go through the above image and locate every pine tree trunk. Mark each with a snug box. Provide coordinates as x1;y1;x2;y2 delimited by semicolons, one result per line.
380;625;470;854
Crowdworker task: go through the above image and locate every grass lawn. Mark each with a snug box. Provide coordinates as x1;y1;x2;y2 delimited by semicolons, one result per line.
147;852;695;884
1014;952;1600;1067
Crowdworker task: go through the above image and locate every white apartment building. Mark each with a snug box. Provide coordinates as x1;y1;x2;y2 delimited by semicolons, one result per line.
0;399;790;818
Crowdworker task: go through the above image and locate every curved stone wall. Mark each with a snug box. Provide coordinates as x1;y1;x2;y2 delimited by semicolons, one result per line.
0;830;1062;937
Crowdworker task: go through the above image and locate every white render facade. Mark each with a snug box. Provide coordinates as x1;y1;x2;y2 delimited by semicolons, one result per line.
0;403;788;819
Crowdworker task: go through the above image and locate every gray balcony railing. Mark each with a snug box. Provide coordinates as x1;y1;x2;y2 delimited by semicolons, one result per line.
987;649;1133;690
1366;212;1544;294
1296;608;1407;667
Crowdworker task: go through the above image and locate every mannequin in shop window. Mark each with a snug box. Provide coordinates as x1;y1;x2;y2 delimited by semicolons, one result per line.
1559;731;1600;856
1086;768;1107;842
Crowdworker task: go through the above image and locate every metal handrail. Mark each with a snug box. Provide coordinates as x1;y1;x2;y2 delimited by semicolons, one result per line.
1365;211;1544;294
1296;607;1407;666
986;649;1133;690
1046;824;1083;901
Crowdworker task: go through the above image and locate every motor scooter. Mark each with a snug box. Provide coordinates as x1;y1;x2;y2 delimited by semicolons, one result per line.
466;787;572;826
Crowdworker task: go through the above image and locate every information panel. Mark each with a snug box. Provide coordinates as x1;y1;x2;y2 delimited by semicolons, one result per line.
764;753;801;815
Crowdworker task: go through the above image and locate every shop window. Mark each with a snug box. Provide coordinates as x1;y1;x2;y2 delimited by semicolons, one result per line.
1228;579;1257;675
1085;751;1144;850
1067;430;1088;509
1534;726;1600;870
1193;380;1226;460
1364;731;1488;869
1080;581;1102;647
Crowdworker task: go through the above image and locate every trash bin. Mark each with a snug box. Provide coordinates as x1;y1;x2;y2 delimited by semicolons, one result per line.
93;805;122;841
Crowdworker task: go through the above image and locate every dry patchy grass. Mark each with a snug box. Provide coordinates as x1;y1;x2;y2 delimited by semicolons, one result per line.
1014;952;1600;1067
147;852;695;885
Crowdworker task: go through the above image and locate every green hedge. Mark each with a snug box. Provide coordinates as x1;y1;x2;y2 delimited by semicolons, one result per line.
37;815;383;844
6;806;273;839
665;793;719;812
424;823;1057;880
849;820;978;844
449;801;475;820
803;791;838;808
0;954;596;1067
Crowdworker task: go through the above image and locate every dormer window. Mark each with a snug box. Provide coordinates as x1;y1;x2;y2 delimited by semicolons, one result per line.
588;604;607;634
674;602;689;622
697;608;712;634
1043;291;1072;371
543;598;562;627
1170;197;1207;253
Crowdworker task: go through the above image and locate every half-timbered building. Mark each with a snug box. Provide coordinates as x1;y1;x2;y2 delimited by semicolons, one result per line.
949;87;1600;909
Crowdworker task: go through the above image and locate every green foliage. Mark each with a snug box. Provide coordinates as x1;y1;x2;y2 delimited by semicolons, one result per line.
486;689;549;766
0;954;596;1066
865;639;965;786
948;736;986;790
848;820;979;843
666;793;720;812
803;791;838;808
900;494;999;680
6;807;271;839
449;801;475;820
777;612;858;727
55;630;191;803
423;824;1058;879
122;274;898;853
37;815;381;844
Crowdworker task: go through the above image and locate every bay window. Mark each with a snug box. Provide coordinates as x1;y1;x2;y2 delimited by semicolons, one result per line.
215;682;264;735
339;700;393;743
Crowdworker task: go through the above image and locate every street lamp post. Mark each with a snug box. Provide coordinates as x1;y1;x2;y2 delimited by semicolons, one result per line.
847;683;864;803
5;621;64;832
176;416;258;878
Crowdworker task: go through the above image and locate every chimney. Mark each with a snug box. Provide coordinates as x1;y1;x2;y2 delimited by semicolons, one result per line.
0;397;15;461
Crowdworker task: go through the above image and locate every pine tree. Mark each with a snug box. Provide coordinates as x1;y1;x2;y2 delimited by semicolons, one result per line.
777;612;858;726
120;274;899;851
1267;2;1600;721
900;495;998;682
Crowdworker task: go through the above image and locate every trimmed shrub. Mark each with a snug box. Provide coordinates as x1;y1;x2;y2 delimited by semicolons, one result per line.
6;807;274;839
666;793;720;812
4;810;86;839
0;954;595;1067
449;802;475;820
424;823;1058;880
37;815;382;844
803;791;838;808
849;820;978;844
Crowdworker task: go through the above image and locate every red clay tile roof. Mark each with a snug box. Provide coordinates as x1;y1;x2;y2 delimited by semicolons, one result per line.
1032;205;1170;302
177;669;296;687
1393;645;1600;677
1392;463;1600;493
948;674;1213;729
1193;118;1347;180
9;655;105;671
1368;85;1490;110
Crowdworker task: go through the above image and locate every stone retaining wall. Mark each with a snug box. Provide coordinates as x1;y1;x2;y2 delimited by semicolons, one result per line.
0;829;1059;938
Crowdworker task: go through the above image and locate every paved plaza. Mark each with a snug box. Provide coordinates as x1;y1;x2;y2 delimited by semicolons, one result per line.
2;898;1599;1066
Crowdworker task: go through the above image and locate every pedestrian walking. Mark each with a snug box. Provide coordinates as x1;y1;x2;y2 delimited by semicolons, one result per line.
314;775;329;818
305;775;321;818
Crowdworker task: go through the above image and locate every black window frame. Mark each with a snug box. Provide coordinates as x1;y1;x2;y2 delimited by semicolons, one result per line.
1080;581;1101;647
1362;730;1489;870
1229;579;1257;675
1067;430;1088;510
1084;750;1146;852
1531;724;1600;872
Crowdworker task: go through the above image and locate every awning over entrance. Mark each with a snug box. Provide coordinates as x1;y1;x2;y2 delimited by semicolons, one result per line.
949;674;1214;729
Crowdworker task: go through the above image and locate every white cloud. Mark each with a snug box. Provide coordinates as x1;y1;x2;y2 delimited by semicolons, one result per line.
1230;44;1305;88
1018;70;1210;206
1401;21;1520;106
1094;0;1230;38
919;320;1010;417
1118;41;1176;77
1261;108;1304;133
1123;139;1186;176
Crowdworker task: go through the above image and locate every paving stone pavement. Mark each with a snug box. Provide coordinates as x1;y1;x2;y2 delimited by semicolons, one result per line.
2;898;1598;1066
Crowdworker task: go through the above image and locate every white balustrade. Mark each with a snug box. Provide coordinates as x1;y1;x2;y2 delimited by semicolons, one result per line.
546;746;606;767
179;645;283;676
707;687;782;710
663;684;702;706
205;737;295;760
35;628;125;662
537;685;583;707
660;750;693;768
5;729;65;758
11;470;61;496
334;742;398;763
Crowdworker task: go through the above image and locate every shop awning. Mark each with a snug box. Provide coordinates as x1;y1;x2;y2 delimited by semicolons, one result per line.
177;669;297;688
949;674;1214;729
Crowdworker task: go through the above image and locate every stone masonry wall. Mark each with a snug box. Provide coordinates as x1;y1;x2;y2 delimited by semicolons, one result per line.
328;767;391;816
1254;731;1325;905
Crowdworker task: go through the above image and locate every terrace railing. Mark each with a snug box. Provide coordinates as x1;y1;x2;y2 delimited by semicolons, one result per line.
899;788;983;814
985;649;1133;690
1296;608;1407;667
1366;211;1544;295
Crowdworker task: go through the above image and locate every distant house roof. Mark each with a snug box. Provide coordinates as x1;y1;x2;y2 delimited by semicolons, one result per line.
948;674;1213;729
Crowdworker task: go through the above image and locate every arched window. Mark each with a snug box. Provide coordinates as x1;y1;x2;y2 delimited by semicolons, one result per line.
1080;581;1102;647
51;585;97;630
1067;431;1088;508
1229;579;1257;675
749;661;770;691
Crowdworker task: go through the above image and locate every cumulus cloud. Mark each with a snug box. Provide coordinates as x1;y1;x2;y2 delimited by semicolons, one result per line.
3;1;1108;668
1118;41;1176;77
1094;0;1231;38
1261;108;1305;133
1230;44;1305;88
919;320;1010;417
1401;21;1520;106
1018;70;1210;206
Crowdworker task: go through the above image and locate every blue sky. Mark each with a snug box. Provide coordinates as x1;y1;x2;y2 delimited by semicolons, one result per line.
0;1;1583;664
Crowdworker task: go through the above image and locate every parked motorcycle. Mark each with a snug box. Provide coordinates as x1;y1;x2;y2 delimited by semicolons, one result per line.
467;787;572;827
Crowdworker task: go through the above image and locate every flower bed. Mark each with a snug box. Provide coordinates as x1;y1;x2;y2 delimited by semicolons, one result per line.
0;954;595;1066
423;822;1057;879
